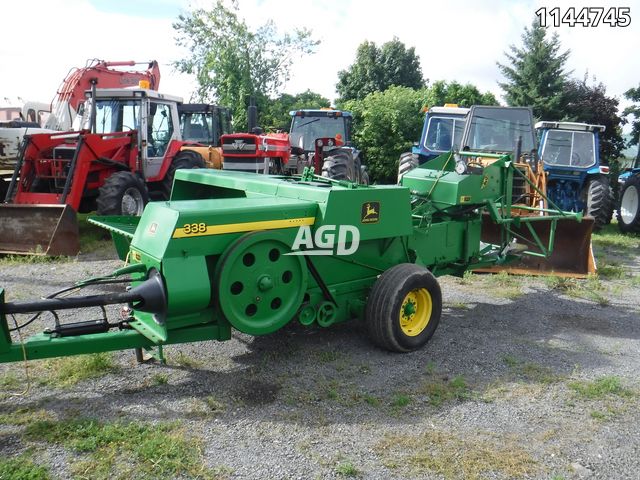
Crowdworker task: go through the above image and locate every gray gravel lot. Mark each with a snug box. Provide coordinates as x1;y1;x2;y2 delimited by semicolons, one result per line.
0;237;639;479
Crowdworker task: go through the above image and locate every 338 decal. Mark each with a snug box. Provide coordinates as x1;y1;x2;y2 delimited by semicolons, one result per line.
183;223;207;234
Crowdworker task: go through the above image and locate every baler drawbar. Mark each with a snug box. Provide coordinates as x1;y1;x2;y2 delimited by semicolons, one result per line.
0;150;591;362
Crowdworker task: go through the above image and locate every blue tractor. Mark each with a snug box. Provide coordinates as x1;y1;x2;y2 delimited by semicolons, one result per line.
397;104;468;182
617;156;640;233
537;121;613;230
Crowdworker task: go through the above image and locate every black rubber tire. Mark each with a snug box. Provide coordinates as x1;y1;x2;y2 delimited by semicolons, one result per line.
96;171;149;216
365;263;442;353
617;174;640;233
397;151;419;184
161;150;205;200
321;149;356;182
583;175;612;231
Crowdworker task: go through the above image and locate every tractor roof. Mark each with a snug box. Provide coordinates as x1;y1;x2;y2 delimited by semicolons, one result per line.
535;121;605;133
428;106;470;116
289;109;352;118
88;88;183;104
178;104;226;113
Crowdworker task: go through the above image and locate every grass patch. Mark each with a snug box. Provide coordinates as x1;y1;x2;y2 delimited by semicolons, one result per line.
23;418;227;479
378;429;538;479
591;225;640;251
335;461;359;477
457;270;475;285
390;393;411;408
0;407;55;426
546;274;610;305
0;452;50;480
39;353;118;387
421;375;471;407
151;373;169;386
597;262;627;280
316;350;341;363
568;376;633;400
501;355;559;384
172;351;203;369
186;396;226;418
0;371;21;389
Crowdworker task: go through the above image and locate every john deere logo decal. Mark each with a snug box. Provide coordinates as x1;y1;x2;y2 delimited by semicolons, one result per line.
361;202;380;223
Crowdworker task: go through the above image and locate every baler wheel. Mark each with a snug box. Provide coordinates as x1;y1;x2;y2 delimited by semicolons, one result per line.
216;231;307;335
96;171;149;216
617;174;640;233
365;263;442;352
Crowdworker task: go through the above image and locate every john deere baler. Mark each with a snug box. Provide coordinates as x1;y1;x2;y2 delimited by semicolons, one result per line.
0;151;589;362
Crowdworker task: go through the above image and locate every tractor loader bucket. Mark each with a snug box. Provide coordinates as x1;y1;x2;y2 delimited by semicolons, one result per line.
0;204;80;256
479;214;596;278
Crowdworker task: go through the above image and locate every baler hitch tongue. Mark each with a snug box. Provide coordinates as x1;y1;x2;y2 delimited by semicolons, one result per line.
0;204;80;256
480;215;596;278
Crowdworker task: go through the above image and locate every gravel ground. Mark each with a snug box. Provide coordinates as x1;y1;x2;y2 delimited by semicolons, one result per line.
1;238;639;480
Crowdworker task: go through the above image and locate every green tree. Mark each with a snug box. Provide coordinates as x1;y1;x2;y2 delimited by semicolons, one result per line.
343;86;425;183
173;1;318;129
261;90;331;131
337;38;424;103
498;19;571;119
563;76;625;162
424;80;498;108
624;84;640;165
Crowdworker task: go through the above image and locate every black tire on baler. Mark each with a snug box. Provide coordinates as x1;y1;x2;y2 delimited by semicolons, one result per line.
397;151;419;184
321;149;356;182
161;150;205;200
365;263;442;353
617;174;640;233
583;174;612;231
97;171;149;216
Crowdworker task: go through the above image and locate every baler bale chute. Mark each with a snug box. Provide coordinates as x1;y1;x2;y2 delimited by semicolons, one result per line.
0;149;588;364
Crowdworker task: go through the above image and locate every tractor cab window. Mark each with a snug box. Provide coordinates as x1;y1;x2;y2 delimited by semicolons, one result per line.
149;102;174;157
180;112;213;144
0;108;21;121
290;115;347;152
463;107;536;153
424;117;465;152
94;99;141;134
543;130;595;168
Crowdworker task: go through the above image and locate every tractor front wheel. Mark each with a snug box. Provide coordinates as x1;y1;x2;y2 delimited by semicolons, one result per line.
617;174;640;233
365;263;442;352
161;150;205;200
96;171;149;216
583;175;612;231
397;151;419;184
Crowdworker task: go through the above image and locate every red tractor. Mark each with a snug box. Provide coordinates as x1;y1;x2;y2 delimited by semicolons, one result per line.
221;108;368;183
0;87;229;256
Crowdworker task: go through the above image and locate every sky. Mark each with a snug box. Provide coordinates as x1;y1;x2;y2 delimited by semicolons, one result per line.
2;0;639;127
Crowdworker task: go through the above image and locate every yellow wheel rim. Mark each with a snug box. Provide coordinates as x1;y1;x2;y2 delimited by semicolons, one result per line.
399;288;432;337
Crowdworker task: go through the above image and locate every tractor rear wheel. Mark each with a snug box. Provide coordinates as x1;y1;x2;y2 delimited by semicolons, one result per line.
321;149;356;181
161;150;205;200
617;174;640;233
96;171;149;216
365;263;442;353
583;175;612;231
397;151;419;184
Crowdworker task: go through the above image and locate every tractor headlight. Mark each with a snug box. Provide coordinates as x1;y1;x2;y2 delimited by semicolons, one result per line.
455;160;467;175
